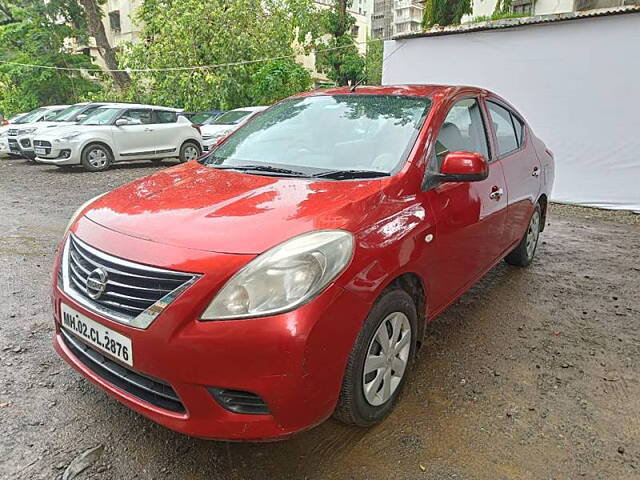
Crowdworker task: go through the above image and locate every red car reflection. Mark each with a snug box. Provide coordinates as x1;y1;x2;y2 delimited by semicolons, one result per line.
52;85;554;441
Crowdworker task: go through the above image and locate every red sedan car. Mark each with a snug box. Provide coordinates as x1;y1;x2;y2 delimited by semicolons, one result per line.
52;85;554;441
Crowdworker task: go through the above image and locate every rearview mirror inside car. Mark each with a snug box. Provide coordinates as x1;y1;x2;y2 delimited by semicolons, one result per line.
436;151;489;182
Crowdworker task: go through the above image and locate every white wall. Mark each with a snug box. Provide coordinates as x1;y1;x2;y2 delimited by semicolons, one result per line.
383;13;640;212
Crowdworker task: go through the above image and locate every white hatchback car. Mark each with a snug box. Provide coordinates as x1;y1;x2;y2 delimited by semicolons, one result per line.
5;105;69;158
200;106;267;149
34;104;203;171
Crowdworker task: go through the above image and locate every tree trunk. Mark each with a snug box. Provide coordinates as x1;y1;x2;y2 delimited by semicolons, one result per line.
77;0;131;90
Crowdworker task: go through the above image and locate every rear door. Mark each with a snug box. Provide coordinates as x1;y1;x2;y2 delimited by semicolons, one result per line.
423;96;509;310
111;108;155;159
486;100;541;247
150;110;180;157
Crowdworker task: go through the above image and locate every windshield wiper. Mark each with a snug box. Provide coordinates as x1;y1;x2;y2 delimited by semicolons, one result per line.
312;169;390;180
213;164;308;177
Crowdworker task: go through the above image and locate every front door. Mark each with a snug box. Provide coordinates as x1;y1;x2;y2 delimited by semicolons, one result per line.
111;108;155;159
422;97;509;312
486;100;541;247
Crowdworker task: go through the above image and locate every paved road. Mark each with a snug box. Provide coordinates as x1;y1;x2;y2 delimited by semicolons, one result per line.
1;158;639;479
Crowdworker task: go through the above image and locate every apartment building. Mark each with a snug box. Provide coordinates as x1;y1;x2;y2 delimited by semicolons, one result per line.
467;0;639;19
372;0;423;39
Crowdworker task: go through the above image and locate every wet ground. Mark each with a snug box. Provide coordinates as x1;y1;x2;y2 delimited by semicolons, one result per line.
1;158;639;480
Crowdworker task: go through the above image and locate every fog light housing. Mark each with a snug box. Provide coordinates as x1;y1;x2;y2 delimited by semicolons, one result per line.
60;149;71;158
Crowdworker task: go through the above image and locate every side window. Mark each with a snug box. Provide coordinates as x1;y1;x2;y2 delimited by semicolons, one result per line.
155;110;177;124
512;114;525;146
434;98;489;168
120;109;153;125
43;111;59;121
82;106;101;117
487;102;519;156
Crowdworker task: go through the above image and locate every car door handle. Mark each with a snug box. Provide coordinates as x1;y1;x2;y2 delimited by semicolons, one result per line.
532;166;540;177
489;187;504;200
144;128;154;132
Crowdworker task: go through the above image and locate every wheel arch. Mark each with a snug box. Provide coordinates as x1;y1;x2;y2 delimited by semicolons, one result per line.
81;140;115;160
537;193;548;232
381;272;427;349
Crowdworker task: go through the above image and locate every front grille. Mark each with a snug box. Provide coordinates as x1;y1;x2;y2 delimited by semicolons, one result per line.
8;138;19;152
63;235;197;329
8;128;17;136
33;140;52;155
209;388;270;415
61;329;185;413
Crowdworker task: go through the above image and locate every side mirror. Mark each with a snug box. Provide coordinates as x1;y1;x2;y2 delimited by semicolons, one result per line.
437;151;489;182
115;118;129;127
76;114;88;122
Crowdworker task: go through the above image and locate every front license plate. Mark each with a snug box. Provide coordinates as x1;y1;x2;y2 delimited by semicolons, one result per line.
35;147;46;155
61;303;133;366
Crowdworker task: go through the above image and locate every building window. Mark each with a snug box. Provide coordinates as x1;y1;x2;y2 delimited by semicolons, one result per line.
511;0;532;15
109;10;121;32
351;25;359;36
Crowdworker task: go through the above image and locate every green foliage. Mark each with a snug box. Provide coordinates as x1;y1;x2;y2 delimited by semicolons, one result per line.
0;0;102;116
470;12;527;23
117;0;318;110
314;1;365;86
250;60;312;105
364;38;383;85
422;0;472;29
493;0;513;15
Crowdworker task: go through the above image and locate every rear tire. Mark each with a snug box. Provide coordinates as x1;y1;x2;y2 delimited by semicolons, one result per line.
81;144;112;172
333;289;418;427
179;141;201;163
505;203;542;267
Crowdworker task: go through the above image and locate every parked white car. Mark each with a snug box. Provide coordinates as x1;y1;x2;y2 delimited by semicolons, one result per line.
5;105;69;158
200;106;267;149
14;102;113;160
34;103;203;171
0;113;27;156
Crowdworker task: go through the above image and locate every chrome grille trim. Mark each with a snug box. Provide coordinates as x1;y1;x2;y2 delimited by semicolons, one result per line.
61;234;199;329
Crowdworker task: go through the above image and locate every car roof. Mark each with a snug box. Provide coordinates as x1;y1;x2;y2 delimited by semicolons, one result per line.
229;106;268;113
43;105;71;110
94;103;183;112
292;84;487;99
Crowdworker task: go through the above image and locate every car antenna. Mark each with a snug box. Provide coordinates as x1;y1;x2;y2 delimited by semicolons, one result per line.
350;76;366;92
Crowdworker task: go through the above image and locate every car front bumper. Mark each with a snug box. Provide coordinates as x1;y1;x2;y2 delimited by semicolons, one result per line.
52;219;371;441
34;138;81;165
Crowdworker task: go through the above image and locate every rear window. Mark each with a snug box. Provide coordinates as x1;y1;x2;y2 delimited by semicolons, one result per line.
155;110;178;123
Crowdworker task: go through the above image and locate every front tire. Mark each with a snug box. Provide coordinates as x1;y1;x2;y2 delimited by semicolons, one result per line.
333;289;418;427
505;203;542;267
81;144;112;172
179;141;201;163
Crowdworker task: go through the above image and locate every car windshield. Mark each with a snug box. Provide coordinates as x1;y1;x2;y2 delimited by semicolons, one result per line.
202;95;431;177
212;110;253;125
191;112;223;125
51;104;86;122
80;107;120;126
14;108;46;124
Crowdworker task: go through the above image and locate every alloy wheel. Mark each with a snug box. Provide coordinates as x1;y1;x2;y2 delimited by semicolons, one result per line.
183;145;199;162
526;209;541;259
362;312;411;406
88;149;108;168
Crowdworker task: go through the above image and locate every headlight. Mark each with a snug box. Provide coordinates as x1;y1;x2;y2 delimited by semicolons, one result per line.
19;127;36;135
201;230;354;320
56;131;81;142
64;193;107;232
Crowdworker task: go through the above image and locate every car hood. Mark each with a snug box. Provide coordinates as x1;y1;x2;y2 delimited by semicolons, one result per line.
34;124;98;139
201;124;235;136
82;162;389;254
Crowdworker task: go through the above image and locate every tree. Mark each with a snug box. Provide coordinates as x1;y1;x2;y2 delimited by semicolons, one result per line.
76;0;130;90
117;0;318;110
251;60;312;105
364;38;383;85
314;0;364;86
0;0;102;116
422;0;472;29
